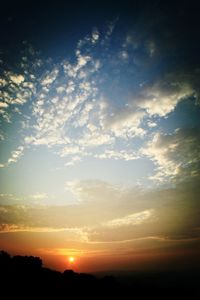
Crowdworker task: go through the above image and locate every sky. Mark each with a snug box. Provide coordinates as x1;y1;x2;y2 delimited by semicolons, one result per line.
0;0;200;272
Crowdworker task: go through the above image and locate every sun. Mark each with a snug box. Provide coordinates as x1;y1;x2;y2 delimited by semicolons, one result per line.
68;256;75;263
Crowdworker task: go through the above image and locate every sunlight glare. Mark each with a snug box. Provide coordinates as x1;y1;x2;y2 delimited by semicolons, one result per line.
69;256;75;263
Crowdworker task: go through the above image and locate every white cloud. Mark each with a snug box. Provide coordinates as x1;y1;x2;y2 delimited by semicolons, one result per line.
7;146;24;165
107;110;146;138
147;121;157;128
41;68;59;86
31;193;47;200
80;131;114;147
65;156;82;167
65;180;82;198
56;86;65;93
91;29;99;43
96;149;138;161
10;97;27;105
76;102;94;127
0;102;8;108
103;210;153;228
60;145;81;156
9;74;24;84
141;128;200;182
0;78;7;86
77;54;91;69
0;193;14;198
0;69;38;121
137;80;193;117
63;61;77;78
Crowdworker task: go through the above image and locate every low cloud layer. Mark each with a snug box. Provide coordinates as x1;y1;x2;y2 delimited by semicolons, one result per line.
0;179;199;248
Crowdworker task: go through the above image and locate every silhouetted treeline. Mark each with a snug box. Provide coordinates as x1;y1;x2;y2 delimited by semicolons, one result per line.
0;250;199;298
0;250;118;298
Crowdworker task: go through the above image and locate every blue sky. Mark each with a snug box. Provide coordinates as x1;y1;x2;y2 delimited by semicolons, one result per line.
0;19;198;199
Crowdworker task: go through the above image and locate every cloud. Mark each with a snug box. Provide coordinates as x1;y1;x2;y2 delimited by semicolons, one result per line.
65;156;81;167
59;146;82;157
147;121;157;128
65;180;124;205
91;29;99;44
103;210;154;228
96;149;138;161
23;50;101;156
0;223;89;242
0;178;199;245
7;146;24;165
9;74;25;85
77;54;91;69
107;110;146;138
0;64;38;135
137;78;194;117
0;193;53;206
41;68;59;86
0;102;8;108
79;132;114;147
31;193;48;200
0;194;20;205
2;72;35;107
141;128;200;182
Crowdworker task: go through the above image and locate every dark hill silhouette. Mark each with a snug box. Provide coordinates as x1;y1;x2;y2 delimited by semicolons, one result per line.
0;250;119;298
0;250;199;298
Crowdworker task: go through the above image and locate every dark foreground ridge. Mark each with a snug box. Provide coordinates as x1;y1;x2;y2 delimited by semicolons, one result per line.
0;250;199;298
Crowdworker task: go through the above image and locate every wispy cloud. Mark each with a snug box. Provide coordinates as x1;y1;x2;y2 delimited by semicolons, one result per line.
31;193;48;200
103;210;154;228
0;224;89;242
96;149;138;161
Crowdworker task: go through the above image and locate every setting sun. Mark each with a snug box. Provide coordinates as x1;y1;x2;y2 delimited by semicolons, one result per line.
68;257;75;263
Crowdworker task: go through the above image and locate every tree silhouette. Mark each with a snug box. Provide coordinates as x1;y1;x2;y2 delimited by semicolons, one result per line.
0;249;198;298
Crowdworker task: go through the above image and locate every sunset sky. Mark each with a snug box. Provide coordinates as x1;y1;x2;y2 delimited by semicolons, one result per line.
0;0;200;272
